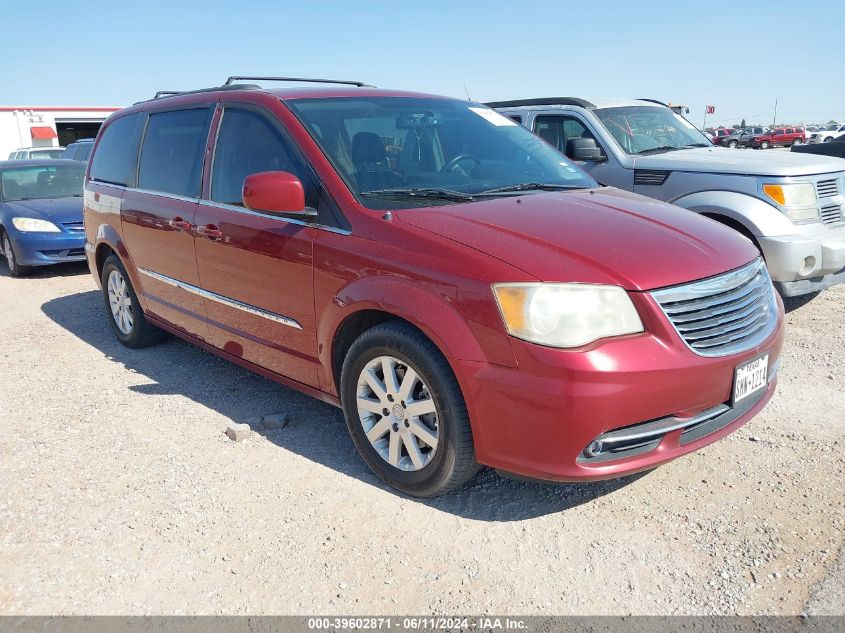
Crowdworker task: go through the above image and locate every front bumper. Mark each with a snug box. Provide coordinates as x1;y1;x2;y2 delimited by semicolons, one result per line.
5;229;86;266
758;223;845;296
458;292;784;482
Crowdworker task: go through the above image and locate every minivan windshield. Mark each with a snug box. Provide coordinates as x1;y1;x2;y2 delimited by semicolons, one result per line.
593;106;711;155
288;97;597;209
0;164;85;201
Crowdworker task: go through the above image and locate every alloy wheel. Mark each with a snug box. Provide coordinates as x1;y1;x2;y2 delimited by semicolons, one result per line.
107;269;134;335
3;234;13;270
356;355;439;471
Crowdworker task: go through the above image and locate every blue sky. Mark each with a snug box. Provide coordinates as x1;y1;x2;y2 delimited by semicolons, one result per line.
4;0;842;127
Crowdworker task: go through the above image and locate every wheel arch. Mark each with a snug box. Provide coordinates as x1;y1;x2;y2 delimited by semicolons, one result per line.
670;190;795;238
321;276;515;397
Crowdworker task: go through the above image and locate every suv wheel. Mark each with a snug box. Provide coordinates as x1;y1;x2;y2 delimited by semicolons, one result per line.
728;140;738;148
823;136;834;143
760;140;771;149
101;254;168;348
1;230;32;278
340;321;479;497
792;137;803;145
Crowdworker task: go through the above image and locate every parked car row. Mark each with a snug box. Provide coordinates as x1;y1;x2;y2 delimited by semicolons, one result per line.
2;78;842;498
7;138;96;163
713;127;807;149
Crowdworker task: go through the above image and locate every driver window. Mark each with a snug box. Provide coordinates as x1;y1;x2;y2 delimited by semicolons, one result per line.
211;107;317;208
534;115;600;160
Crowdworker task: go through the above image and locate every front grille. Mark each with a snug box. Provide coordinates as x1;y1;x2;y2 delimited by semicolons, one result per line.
651;259;778;357
816;179;840;198
821;204;843;225
61;222;85;233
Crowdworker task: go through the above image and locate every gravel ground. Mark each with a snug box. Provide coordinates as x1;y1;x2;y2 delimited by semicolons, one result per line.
0;262;842;615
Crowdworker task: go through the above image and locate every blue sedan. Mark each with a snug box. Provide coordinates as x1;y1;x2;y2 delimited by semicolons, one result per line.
0;159;86;277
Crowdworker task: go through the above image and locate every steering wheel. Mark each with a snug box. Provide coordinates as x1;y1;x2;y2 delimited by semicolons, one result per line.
441;153;481;174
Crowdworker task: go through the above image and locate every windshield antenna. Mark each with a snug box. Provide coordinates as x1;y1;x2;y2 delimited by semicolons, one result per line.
463;83;472;101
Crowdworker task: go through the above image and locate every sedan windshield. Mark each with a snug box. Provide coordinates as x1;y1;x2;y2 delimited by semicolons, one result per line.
0;164;85;202
593;106;711;155
288;97;597;209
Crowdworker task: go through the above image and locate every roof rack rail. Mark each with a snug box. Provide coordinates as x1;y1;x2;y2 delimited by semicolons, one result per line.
485;97;596;109
224;75;373;88
154;91;183;99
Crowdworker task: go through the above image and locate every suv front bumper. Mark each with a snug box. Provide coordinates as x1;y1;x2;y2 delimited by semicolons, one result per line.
758;223;845;296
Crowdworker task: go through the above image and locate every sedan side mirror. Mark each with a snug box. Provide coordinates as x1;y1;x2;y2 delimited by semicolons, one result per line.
566;137;606;162
242;171;309;216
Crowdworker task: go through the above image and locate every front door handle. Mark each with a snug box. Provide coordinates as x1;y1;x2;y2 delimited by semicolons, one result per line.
168;217;193;231
196;224;224;240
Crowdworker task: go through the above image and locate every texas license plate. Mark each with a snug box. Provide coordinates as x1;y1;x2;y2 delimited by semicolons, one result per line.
733;354;769;405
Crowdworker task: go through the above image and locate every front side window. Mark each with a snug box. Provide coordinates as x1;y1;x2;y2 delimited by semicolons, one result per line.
288;97;596;210
593;106;711;155
534;115;601;159
89;112;144;187
0;164;85;202
211;107;316;208
138;108;211;197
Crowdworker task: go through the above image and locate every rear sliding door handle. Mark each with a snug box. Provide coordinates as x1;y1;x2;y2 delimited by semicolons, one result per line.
196;224;224;240
168;217;193;231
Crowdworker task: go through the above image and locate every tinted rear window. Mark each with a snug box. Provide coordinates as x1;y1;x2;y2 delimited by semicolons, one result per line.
138;108;211;198
77;143;93;161
89;113;144;186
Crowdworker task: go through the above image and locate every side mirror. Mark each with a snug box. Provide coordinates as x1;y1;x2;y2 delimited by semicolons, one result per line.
567;137;606;162
242;171;308;215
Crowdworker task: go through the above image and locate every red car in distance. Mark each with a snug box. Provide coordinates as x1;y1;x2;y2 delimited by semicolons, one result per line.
750;127;806;149
82;77;784;496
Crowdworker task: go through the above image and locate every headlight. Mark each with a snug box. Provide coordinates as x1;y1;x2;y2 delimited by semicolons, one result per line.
762;183;818;221
492;283;644;348
11;217;61;233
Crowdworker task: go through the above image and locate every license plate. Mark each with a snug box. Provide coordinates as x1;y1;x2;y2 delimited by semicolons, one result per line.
733;354;769;405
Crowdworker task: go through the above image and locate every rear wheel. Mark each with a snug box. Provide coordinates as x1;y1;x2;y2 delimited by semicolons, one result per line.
100;254;168;348
760;140;771;149
792;137;803;145
1;230;33;278
340;321;479;497
823;136;834;143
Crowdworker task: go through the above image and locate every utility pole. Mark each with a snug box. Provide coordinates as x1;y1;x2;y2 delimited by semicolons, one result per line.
773;99;778;127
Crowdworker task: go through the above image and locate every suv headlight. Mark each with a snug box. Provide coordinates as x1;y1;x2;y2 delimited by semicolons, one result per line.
11;217;61;232
492;283;644;348
762;183;818;221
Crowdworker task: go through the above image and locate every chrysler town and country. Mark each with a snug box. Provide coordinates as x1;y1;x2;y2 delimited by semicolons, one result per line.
83;78;784;496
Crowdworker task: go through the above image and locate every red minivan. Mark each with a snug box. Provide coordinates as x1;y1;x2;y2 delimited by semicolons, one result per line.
83;77;784;496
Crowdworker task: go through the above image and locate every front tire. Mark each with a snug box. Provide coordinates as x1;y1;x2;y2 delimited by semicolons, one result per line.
760;140;771;149
340;321;479;497
823;136;834;143
100;254;168;348
1;230;33;278
728;140;738;148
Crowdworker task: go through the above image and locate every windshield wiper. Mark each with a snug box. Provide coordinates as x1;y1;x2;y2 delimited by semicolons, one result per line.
361;187;475;202
634;145;680;155
681;143;711;148
476;183;586;195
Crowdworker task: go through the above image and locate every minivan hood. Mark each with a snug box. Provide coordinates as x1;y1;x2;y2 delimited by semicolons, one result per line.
2;197;83;225
633;146;845;176
397;188;758;291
